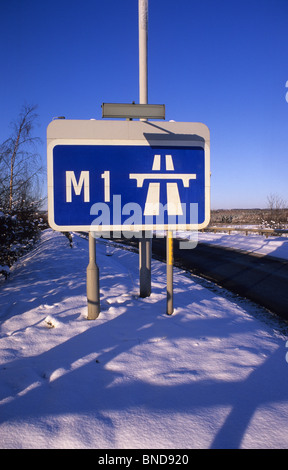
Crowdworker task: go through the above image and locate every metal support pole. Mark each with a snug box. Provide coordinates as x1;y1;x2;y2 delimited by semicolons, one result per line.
139;234;151;297
166;230;174;315
87;232;100;319
139;0;148;105
138;0;151;297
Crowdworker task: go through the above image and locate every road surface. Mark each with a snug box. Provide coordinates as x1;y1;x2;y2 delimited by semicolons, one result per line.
151;237;288;321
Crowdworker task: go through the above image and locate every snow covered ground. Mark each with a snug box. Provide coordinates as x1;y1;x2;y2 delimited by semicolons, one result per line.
0;229;288;449
197;230;288;260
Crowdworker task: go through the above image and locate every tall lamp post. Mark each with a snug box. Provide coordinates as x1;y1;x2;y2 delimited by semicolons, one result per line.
138;0;151;298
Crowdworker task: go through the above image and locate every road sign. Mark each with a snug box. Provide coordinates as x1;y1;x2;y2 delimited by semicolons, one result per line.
102;103;165;119
47;120;210;233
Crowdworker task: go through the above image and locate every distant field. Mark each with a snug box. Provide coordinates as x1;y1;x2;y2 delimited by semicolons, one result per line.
210;208;288;226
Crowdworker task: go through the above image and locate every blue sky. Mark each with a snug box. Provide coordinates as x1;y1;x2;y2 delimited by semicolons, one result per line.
1;0;288;209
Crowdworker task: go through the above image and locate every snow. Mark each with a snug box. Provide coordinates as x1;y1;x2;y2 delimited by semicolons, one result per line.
0;229;288;449
196;231;288;260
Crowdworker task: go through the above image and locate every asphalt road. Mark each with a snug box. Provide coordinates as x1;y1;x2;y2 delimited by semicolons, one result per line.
150;237;288;321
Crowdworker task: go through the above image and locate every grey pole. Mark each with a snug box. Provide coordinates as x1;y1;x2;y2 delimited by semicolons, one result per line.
138;0;151;298
87;232;100;319
166;230;174;315
139;0;148;105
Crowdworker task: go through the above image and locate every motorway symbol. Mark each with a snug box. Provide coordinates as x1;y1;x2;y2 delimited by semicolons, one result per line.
129;154;197;216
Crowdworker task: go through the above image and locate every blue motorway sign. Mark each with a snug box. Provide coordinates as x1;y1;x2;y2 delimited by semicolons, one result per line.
47;121;210;233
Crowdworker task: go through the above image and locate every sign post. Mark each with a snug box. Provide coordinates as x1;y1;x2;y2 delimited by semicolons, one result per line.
87;232;100;319
138;0;151;298
166;230;173;315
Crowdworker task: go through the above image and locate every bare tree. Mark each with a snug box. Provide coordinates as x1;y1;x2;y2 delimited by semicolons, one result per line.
0;104;43;212
266;193;287;227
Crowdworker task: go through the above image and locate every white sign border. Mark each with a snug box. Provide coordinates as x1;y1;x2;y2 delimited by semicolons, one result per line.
47;122;210;232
